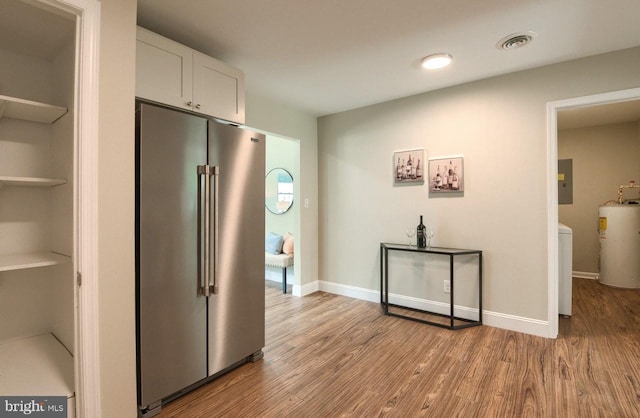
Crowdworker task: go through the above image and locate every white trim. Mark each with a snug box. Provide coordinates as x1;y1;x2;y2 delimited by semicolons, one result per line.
76;2;102;416
315;281;550;337
546;101;560;339
296;280;320;297
573;271;599;280
546;87;640;340
481;311;550;338
319;280;378;302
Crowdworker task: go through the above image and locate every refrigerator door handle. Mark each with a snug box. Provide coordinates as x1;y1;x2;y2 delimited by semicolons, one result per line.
198;164;211;297
212;166;220;294
197;166;202;296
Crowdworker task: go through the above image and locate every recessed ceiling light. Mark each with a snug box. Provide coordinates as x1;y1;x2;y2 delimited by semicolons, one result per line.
497;31;537;50
421;53;453;70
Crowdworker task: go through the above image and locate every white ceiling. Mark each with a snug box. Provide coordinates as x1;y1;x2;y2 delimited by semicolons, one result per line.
137;0;640;117
558;100;640;130
1;0;638;124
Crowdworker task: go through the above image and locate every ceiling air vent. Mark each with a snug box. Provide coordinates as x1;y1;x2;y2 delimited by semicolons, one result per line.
497;31;536;50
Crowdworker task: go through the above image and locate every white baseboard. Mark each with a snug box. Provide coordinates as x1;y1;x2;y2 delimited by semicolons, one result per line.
319;280;379;302
265;266;315;297
387;294;479;322
482;311;550;337
295;280;320;297
573;271;599;280
312;280;550;338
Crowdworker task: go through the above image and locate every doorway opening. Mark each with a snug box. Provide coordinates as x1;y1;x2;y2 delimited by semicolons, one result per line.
264;134;302;295
547;87;640;337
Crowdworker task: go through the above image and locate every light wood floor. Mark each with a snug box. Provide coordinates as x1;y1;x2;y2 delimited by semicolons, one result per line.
157;278;640;417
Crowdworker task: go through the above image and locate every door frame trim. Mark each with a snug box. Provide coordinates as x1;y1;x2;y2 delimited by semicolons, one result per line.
38;0;102;415
75;1;101;414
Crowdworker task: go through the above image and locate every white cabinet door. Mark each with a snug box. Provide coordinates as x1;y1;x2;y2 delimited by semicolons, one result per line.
136;27;245;124
193;52;245;124
136;27;193;111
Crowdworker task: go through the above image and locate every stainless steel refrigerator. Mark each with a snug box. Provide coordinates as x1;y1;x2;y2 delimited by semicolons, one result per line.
135;101;265;417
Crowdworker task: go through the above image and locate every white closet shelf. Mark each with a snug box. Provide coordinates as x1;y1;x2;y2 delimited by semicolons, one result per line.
0;252;70;272
0;94;67;124
0;176;67;187
0;333;74;398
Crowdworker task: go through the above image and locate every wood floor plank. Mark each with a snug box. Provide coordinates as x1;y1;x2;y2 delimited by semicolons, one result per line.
156;278;640;417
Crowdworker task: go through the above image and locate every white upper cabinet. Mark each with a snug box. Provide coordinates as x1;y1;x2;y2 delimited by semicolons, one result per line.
193;52;245;124
136;27;193;112
136;27;245;124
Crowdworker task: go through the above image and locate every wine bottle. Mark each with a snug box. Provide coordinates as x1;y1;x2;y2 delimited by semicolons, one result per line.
448;161;453;189
396;158;402;181
435;165;442;190
452;166;459;190
416;159;422;179
417;216;426;248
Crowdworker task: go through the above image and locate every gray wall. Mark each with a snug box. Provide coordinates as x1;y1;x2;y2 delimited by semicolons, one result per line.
559;121;640;273
98;0;137;415
265;135;299;239
318;47;640;323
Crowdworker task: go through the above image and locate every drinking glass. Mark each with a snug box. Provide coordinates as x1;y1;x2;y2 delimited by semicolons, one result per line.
405;228;416;246
426;229;434;248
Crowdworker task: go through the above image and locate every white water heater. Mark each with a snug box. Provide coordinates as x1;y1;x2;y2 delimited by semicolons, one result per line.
598;204;640;288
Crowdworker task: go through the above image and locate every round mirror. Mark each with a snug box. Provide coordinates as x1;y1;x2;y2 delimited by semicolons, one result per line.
265;168;294;215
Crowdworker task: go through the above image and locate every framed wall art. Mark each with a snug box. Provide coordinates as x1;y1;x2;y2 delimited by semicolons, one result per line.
428;156;464;193
393;149;424;184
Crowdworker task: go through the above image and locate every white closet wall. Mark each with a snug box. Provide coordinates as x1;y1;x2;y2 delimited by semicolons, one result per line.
0;48;53;101
49;40;76;354
0;50;58;342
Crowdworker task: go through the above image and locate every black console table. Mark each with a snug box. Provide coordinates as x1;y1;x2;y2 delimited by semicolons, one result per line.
380;243;483;330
